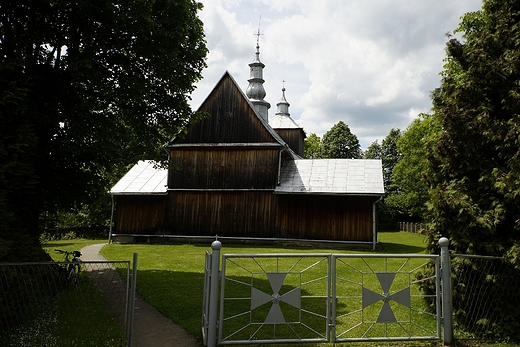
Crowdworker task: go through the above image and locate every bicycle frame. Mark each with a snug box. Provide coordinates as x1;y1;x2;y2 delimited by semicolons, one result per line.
55;249;82;287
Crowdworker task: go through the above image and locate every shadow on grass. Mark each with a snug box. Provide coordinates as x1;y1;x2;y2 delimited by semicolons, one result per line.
134;269;205;341
377;241;426;254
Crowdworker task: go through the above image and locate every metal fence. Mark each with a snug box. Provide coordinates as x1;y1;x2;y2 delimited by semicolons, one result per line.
451;254;520;340
203;238;520;346
203;241;443;346
0;260;135;347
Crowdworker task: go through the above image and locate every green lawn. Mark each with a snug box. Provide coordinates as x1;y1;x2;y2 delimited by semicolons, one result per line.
0;238;124;347
39;233;511;347
99;232;443;347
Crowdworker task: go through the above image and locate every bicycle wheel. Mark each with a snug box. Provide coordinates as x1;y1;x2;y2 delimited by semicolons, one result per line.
68;262;81;287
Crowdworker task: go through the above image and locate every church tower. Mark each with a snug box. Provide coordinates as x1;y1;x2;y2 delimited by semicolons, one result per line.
246;32;270;121
269;85;306;157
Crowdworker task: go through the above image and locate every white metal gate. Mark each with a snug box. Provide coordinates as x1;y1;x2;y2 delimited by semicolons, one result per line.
202;241;441;346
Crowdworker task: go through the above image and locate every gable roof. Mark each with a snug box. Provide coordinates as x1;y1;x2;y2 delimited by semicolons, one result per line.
275;159;384;196
167;72;297;160
110;160;168;195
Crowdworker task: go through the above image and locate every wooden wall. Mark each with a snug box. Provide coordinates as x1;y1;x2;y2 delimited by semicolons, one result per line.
273;129;305;157
275;195;376;241
176;74;275;144
113;195;166;234
168;148;280;189
164;191;276;237
113;192;376;242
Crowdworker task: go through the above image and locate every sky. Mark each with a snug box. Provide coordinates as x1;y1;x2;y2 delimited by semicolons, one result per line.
189;0;483;149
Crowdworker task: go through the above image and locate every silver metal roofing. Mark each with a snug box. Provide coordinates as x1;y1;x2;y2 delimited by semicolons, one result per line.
110;160;168;195
269;114;302;129
275;159;384;196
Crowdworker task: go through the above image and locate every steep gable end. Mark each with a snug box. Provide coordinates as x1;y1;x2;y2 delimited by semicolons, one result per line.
172;72;282;145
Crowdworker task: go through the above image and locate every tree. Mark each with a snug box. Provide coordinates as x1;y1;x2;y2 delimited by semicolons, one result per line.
0;0;208;260
364;129;402;228
363;140;381;160
427;0;520;257
304;133;321;159
319;121;362;159
386;115;440;219
424;1;520;338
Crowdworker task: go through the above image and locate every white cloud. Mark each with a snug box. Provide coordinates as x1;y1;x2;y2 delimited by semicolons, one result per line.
192;0;483;149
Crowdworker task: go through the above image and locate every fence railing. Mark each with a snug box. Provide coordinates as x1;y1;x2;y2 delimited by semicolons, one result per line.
451;254;520;340
0;259;136;347
203;240;445;346
398;222;430;233
203;238;520;346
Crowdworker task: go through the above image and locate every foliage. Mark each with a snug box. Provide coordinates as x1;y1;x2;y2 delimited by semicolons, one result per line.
0;0;208;259
364;128;402;227
100;231;427;345
319;121;362;159
364;128;401;190
423;0;520;341
426;0;520;257
387;114;441;219
363;141;381;160
303;133;321;159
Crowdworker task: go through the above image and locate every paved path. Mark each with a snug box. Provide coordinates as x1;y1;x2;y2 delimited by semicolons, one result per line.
81;244;200;347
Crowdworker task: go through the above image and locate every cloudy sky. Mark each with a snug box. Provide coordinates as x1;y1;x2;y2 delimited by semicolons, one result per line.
189;0;483;149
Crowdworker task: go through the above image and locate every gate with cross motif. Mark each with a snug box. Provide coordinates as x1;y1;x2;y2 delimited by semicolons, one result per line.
202;249;441;345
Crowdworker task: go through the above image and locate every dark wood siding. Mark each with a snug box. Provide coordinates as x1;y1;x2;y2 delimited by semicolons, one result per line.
168;148;280;189
114;193;376;242
164;191;276;237
175;74;276;144
114;195;166;234
275;195;376;241
274;129;305;157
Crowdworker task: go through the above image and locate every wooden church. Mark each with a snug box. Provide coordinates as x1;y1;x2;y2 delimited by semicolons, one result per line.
110;43;384;248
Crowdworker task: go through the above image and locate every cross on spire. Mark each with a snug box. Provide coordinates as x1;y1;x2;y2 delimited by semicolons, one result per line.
255;16;263;46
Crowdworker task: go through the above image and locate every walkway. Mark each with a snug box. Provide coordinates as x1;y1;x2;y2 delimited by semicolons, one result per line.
81;244;200;347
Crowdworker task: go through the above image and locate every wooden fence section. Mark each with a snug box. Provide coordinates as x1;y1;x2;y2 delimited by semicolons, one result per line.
399;222;430;233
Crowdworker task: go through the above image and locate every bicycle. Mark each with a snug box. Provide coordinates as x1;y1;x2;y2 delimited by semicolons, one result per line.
55;249;82;287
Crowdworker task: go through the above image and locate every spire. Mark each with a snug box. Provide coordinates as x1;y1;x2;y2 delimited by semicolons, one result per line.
269;83;300;130
276;81;290;117
246;24;270;121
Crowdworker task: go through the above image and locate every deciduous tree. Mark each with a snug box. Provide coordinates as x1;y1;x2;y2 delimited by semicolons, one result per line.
387;115;439;219
0;0;208;260
319;121;362;159
303;133;321;159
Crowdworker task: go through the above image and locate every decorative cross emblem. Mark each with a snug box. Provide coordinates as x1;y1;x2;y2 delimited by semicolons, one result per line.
250;273;301;323
362;273;410;323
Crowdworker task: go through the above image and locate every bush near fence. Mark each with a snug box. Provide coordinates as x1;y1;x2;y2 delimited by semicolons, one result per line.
451;255;520;340
0;261;131;347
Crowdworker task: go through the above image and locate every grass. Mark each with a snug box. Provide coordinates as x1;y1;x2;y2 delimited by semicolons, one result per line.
35;233;512;347
98;232;443;346
13;237;126;347
41;237;108;261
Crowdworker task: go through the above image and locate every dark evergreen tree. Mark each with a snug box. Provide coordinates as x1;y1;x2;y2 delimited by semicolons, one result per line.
425;0;520;339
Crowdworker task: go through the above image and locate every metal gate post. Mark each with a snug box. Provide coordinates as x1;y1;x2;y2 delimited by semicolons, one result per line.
439;237;453;344
207;240;222;347
127;253;138;347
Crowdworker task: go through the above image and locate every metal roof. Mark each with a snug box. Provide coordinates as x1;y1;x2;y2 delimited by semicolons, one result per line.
110;160;168;195
275;159;384;196
269;114;302;129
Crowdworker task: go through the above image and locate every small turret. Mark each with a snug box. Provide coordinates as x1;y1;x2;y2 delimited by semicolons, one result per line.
246;31;270;121
269;85;306;157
